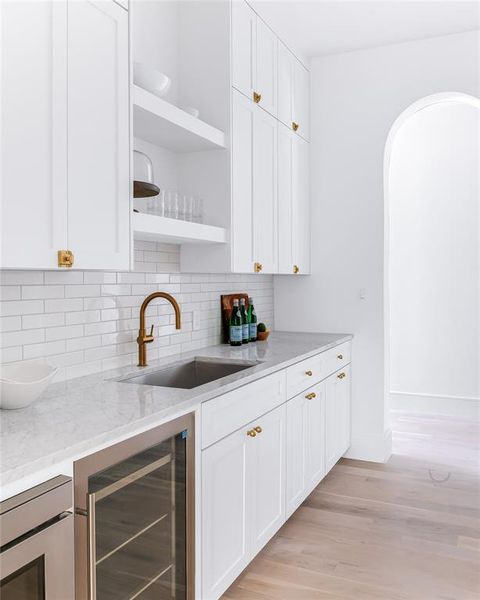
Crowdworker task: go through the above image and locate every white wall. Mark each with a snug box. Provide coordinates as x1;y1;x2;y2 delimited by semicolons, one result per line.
274;31;480;461
389;100;479;417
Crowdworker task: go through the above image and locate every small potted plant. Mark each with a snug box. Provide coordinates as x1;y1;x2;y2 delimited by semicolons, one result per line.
256;322;270;341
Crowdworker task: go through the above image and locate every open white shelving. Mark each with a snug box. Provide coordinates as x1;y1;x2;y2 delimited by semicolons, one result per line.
133;85;226;153
133;212;228;245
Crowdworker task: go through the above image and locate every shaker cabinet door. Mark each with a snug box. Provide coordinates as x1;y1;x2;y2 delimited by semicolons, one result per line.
231;0;256;101
67;0;130;270
201;427;249;600
255;18;277;117
292;134;310;274
277;123;294;274
293;60;310;141
253;107;278;273
1;0;68;269
277;41;294;128
247;405;286;556
325;365;351;473
286;393;307;516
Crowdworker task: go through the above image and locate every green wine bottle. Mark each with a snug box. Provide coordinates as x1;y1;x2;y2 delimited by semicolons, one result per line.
247;297;257;342
240;298;250;344
229;299;242;346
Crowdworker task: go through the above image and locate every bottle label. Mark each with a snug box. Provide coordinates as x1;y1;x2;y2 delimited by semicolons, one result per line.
249;323;257;338
242;324;249;340
230;325;242;343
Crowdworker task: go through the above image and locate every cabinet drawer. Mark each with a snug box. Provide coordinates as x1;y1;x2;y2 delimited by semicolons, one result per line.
286;341;351;398
201;371;286;449
322;341;351;377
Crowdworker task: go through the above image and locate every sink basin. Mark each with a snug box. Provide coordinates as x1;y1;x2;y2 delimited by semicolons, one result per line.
121;357;259;389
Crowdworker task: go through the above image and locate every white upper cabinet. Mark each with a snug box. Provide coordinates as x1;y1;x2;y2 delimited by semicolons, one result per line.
231;1;277;117
278;124;310;275
0;0;130;271
231;91;255;273
253;107;278;274
1;0;68;269
277;41;310;141
231;0;256;102
255;18;277;117
67;0;130;271
293;60;310;141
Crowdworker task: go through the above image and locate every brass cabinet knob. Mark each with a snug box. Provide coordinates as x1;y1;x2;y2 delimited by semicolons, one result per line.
337;354;343;360
254;262;263;273
58;250;74;268
247;429;257;437
254;426;263;434
292;121;299;132
305;370;313;376
253;91;262;103
305;392;316;400
293;265;299;274
337;372;346;379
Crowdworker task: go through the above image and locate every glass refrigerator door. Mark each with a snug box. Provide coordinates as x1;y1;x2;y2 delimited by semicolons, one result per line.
88;433;187;600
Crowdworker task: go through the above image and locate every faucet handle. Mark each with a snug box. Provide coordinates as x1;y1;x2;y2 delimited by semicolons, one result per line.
144;324;155;344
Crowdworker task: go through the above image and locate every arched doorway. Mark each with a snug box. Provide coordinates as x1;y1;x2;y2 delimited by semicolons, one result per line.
384;93;480;428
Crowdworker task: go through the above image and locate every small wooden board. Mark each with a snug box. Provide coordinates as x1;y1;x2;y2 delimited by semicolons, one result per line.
220;293;249;344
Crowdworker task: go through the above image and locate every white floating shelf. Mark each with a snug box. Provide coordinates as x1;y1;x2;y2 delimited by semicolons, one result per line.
133;85;226;153
133;213;228;245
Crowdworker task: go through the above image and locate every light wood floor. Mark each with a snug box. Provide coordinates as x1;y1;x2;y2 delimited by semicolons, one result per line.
221;411;480;600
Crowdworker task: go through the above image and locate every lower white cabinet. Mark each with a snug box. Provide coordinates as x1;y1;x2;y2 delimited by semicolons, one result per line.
286;381;326;517
325;365;352;472
201;343;351;600
201;404;285;600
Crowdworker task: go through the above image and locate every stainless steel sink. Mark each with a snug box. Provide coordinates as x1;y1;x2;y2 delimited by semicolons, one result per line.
121;357;259;389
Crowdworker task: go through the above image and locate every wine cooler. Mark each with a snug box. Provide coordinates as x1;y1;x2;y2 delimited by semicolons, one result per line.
74;413;194;600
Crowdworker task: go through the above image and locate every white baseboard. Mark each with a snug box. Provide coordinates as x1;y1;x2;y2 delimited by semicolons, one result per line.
344;428;392;463
390;391;480;419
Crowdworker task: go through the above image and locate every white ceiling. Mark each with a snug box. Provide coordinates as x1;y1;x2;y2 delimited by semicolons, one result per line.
250;0;480;59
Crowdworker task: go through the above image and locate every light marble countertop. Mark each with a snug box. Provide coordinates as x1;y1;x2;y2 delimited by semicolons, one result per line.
0;331;351;500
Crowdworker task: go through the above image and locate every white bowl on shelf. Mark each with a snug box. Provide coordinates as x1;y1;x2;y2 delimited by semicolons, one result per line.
134;63;171;98
0;362;58;410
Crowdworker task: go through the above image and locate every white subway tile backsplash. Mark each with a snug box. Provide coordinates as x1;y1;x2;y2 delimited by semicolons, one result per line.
0;241;274;381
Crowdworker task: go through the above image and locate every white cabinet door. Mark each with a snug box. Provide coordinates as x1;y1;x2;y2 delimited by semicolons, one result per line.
293;60;310;141
277;123;294;274
305;382;326;490
202;426;249;600
325;365;351;473
253;107;277;273
67;0;130;270
248;405;286;556
1;0;67;269
231;0;256;101
231;90;255;273
255;18;277;117
286;392;307;516
278;126;310;275
277;41;294;128
286;382;325;517
292;134;310;274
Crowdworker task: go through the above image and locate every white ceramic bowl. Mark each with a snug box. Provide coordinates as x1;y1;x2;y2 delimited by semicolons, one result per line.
182;106;200;119
0;362;57;410
134;63;171;98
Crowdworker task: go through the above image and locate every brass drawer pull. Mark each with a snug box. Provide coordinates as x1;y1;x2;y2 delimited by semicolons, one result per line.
337;354;343;360
337;372;346;379
247;429;257;437
253;91;262;103
305;392;316;400
305;370;313;377
254;426;262;434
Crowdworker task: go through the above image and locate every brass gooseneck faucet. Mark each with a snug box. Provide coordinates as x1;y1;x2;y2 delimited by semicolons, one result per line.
137;292;181;367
